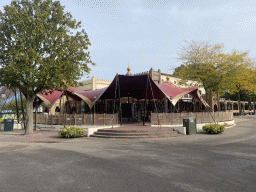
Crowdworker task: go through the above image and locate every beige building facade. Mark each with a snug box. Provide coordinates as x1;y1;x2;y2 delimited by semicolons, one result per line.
134;68;206;97
76;76;112;91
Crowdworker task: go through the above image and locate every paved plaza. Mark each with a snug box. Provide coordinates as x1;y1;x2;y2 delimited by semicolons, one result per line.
0;116;255;192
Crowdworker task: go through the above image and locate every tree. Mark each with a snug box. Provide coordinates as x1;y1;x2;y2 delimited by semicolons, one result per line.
0;0;95;134
174;41;255;113
223;51;256;115
174;41;227;103
0;94;26;113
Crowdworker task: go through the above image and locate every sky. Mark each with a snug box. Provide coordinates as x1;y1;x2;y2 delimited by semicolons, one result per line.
1;0;256;81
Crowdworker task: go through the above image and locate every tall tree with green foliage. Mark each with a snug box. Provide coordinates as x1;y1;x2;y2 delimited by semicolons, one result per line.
174;41;226;102
174;41;255;114
223;51;256;115
0;0;95;134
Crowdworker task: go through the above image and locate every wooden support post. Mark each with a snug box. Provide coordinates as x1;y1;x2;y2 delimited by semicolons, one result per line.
104;113;105;126
51;115;53;129
74;113;76;127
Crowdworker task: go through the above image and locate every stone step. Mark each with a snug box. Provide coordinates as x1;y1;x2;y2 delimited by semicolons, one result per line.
96;128;176;133
95;131;176;135
90;133;181;139
91;127;182;139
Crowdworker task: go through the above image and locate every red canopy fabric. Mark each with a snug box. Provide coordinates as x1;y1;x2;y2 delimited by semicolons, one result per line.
37;90;63;107
37;75;209;109
156;81;209;106
37;86;107;109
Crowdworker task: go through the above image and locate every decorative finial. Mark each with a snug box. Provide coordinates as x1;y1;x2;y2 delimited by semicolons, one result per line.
166;76;170;82
126;63;133;76
127;63;131;72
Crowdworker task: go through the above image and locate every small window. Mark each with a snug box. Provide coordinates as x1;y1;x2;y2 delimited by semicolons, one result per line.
55;106;60;112
174;81;176;84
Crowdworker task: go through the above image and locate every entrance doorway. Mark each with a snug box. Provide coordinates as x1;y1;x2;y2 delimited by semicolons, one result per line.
122;103;132;117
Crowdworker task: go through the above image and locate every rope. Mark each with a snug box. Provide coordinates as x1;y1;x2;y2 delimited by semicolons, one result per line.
118;75;122;125
112;75;118;128
148;77;161;128
143;74;149;125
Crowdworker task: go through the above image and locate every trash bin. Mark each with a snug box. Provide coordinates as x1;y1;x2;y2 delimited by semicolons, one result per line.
183;117;197;135
4;118;14;131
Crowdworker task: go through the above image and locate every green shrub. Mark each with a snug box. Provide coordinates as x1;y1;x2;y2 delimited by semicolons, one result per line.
0;118;4;124
58;127;85;138
202;124;225;134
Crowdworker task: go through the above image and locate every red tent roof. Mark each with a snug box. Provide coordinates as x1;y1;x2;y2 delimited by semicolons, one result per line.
37;86;107;109
37;75;209;109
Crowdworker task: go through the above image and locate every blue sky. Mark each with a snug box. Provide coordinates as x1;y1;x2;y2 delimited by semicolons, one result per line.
1;0;256;81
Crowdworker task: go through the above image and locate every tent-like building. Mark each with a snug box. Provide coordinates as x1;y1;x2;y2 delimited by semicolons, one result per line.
35;72;208;124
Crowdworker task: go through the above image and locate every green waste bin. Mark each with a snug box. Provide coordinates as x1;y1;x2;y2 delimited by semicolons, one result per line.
4;118;14;131
183;117;197;135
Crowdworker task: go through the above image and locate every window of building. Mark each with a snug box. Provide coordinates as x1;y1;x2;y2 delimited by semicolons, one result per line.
55;106;60;112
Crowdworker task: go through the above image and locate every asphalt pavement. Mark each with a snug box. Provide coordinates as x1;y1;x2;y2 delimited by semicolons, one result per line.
0;116;255;192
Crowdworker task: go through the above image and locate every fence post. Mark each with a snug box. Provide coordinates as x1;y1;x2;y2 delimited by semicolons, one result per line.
51;115;53;129
94;113;95;125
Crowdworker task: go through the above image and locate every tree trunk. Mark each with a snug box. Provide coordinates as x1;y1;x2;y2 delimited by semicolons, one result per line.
254;96;255;114
25;95;35;135
238;92;241;116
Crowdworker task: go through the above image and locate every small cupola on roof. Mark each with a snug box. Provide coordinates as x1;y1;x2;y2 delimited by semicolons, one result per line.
125;64;133;76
